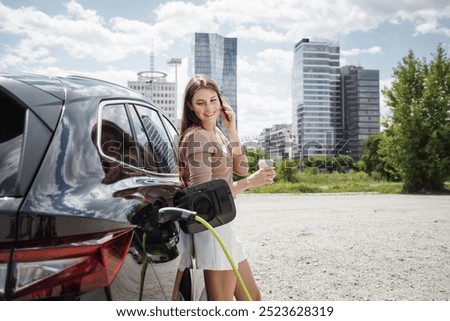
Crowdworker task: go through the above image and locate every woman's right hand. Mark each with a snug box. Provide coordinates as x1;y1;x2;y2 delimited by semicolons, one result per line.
247;167;276;188
220;96;237;132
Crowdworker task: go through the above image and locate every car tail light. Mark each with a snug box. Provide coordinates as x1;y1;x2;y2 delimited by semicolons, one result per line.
1;248;12;298
9;227;134;300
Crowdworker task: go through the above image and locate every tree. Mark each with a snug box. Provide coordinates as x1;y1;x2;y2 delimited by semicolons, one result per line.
359;132;400;181
381;45;450;192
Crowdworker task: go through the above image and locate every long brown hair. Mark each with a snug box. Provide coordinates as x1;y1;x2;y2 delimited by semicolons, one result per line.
178;74;223;186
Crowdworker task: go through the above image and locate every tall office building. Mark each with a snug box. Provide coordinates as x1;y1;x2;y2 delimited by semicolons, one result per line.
190;32;238;130
128;71;177;125
292;39;342;157
341;66;380;160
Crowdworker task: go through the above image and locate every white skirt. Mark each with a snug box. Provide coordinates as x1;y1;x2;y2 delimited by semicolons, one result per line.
177;221;246;271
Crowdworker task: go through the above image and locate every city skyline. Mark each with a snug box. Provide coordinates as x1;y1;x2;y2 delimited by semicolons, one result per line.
0;0;449;138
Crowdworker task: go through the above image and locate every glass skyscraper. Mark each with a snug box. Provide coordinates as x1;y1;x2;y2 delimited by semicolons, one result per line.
190;32;238;129
292;38;342;157
341;66;380;160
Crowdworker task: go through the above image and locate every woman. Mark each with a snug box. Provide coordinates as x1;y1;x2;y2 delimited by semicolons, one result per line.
175;74;276;301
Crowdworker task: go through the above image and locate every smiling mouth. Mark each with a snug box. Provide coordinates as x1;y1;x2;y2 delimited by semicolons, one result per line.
204;111;216;117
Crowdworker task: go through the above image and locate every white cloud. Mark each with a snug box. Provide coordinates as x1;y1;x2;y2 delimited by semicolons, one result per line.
257;49;293;73
1;0;447;71
0;1;171;69
65;0;102;22
238;49;292;75
237;92;291;138
342;46;382;57
413;13;450;37
0;39;59;70
237;55;261;74
238;77;259;95
153;1;219;40
230;25;287;43
379;77;393;122
390;3;450;36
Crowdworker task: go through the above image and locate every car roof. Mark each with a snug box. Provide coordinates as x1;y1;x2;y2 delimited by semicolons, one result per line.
0;71;149;101
0;71;66;100
0;72;164;125
60;74;149;101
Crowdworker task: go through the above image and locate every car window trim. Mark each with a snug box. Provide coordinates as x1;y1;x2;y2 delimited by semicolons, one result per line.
96;99;178;178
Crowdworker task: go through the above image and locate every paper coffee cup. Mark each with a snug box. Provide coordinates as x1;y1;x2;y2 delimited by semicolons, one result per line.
258;159;274;169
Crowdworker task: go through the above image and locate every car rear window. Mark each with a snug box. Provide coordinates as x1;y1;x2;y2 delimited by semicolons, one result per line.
133;104;177;174
0;93;25;196
98;102;177;175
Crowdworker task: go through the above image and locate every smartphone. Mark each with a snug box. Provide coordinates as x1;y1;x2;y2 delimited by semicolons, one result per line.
219;94;231;121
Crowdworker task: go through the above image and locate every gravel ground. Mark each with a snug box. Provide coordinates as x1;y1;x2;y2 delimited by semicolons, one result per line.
232;193;450;301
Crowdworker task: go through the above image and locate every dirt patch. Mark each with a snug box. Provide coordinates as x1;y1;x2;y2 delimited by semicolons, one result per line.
233;193;450;301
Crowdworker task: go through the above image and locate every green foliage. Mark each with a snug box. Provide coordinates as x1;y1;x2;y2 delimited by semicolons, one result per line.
244;147;270;173
381;45;450;193
247;171;402;194
275;159;300;182
359;132;401;181
233;147;268;181
250;181;322;193
302;155;353;171
303;166;319;175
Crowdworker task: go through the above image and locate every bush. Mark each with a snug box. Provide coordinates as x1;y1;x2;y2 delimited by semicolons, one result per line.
276;159;300;182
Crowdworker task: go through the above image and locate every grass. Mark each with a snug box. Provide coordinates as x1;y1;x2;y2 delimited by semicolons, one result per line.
247;171;404;194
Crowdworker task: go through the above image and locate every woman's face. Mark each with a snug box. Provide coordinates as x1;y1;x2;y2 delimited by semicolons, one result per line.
189;88;221;129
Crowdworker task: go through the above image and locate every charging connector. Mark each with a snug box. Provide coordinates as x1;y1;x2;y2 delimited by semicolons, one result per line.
158;207;196;224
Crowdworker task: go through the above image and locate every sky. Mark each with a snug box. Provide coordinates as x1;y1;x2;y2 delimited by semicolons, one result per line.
1;0;449;139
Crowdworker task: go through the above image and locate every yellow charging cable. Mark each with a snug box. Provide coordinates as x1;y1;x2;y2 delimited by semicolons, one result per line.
194;216;253;301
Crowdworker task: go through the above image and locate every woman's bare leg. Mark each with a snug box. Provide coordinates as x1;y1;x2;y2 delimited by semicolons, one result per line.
204;269;236;300
203;259;261;301
234;259;261;301
171;269;185;300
